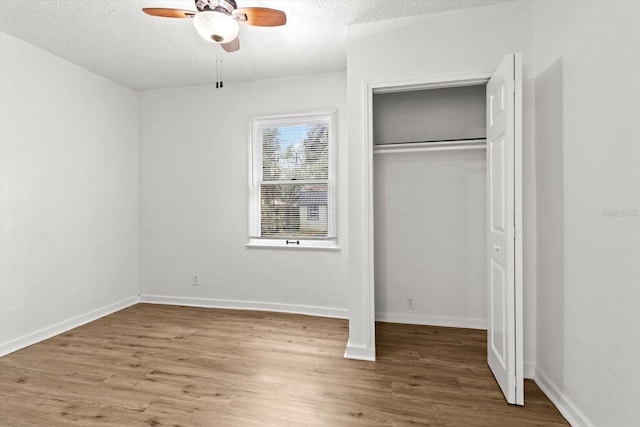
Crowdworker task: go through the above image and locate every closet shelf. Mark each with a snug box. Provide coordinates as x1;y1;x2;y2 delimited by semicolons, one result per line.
374;138;486;154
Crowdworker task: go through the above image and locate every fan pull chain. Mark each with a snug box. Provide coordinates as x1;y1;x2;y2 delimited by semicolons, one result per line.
215;54;219;89
215;53;224;89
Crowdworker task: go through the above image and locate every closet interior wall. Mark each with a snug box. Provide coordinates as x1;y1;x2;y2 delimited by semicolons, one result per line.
373;84;488;329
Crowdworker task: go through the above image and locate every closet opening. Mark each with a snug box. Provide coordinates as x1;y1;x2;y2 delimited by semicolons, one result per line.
372;83;488;330
359;54;523;406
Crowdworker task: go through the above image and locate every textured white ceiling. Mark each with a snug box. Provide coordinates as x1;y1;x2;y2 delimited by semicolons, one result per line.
0;0;512;90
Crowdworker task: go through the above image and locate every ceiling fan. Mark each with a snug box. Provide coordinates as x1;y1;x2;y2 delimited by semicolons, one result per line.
142;0;286;52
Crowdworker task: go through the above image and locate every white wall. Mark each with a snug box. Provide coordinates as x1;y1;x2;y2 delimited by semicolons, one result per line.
374;148;487;328
138;71;349;317
346;1;536;366
373;85;486;144
0;32;140;355
373;86;487;328
533;2;640;426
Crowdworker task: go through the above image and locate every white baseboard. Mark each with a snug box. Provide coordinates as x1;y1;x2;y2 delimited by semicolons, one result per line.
534;367;593;427
376;312;487;330
344;339;376;361
139;294;348;320
0;295;140;357
524;362;536;380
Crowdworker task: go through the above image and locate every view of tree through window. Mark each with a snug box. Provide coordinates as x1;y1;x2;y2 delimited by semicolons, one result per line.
260;123;329;238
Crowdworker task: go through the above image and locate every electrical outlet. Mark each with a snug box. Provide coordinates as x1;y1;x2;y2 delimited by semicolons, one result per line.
192;274;199;287
406;297;415;310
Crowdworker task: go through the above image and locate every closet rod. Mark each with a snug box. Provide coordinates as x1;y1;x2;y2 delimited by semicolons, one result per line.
374;138;486;154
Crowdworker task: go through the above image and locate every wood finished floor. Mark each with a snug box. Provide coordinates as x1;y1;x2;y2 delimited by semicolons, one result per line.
0;304;568;426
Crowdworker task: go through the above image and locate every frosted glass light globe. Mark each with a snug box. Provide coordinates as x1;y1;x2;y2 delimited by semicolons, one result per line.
193;11;239;44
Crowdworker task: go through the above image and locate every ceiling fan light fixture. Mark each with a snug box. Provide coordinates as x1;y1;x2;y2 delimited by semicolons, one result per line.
193;11;239;44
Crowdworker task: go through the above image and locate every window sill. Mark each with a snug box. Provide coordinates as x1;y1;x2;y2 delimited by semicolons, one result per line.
246;240;340;251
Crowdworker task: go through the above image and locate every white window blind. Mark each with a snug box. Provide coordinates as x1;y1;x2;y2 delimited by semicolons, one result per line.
249;111;337;248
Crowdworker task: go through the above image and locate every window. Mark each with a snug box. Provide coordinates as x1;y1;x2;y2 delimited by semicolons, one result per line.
307;205;319;221
248;111;337;248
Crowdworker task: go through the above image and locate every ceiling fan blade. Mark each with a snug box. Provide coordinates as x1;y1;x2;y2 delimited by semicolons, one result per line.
233;7;286;27
142;8;197;18
221;37;240;53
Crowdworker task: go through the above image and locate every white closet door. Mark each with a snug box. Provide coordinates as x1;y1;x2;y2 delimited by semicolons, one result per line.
486;53;523;405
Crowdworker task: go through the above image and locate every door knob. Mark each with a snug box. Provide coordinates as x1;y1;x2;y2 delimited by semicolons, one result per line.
494;244;500;252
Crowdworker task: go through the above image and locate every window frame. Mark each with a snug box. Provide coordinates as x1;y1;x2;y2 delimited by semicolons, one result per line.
247;110;338;249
